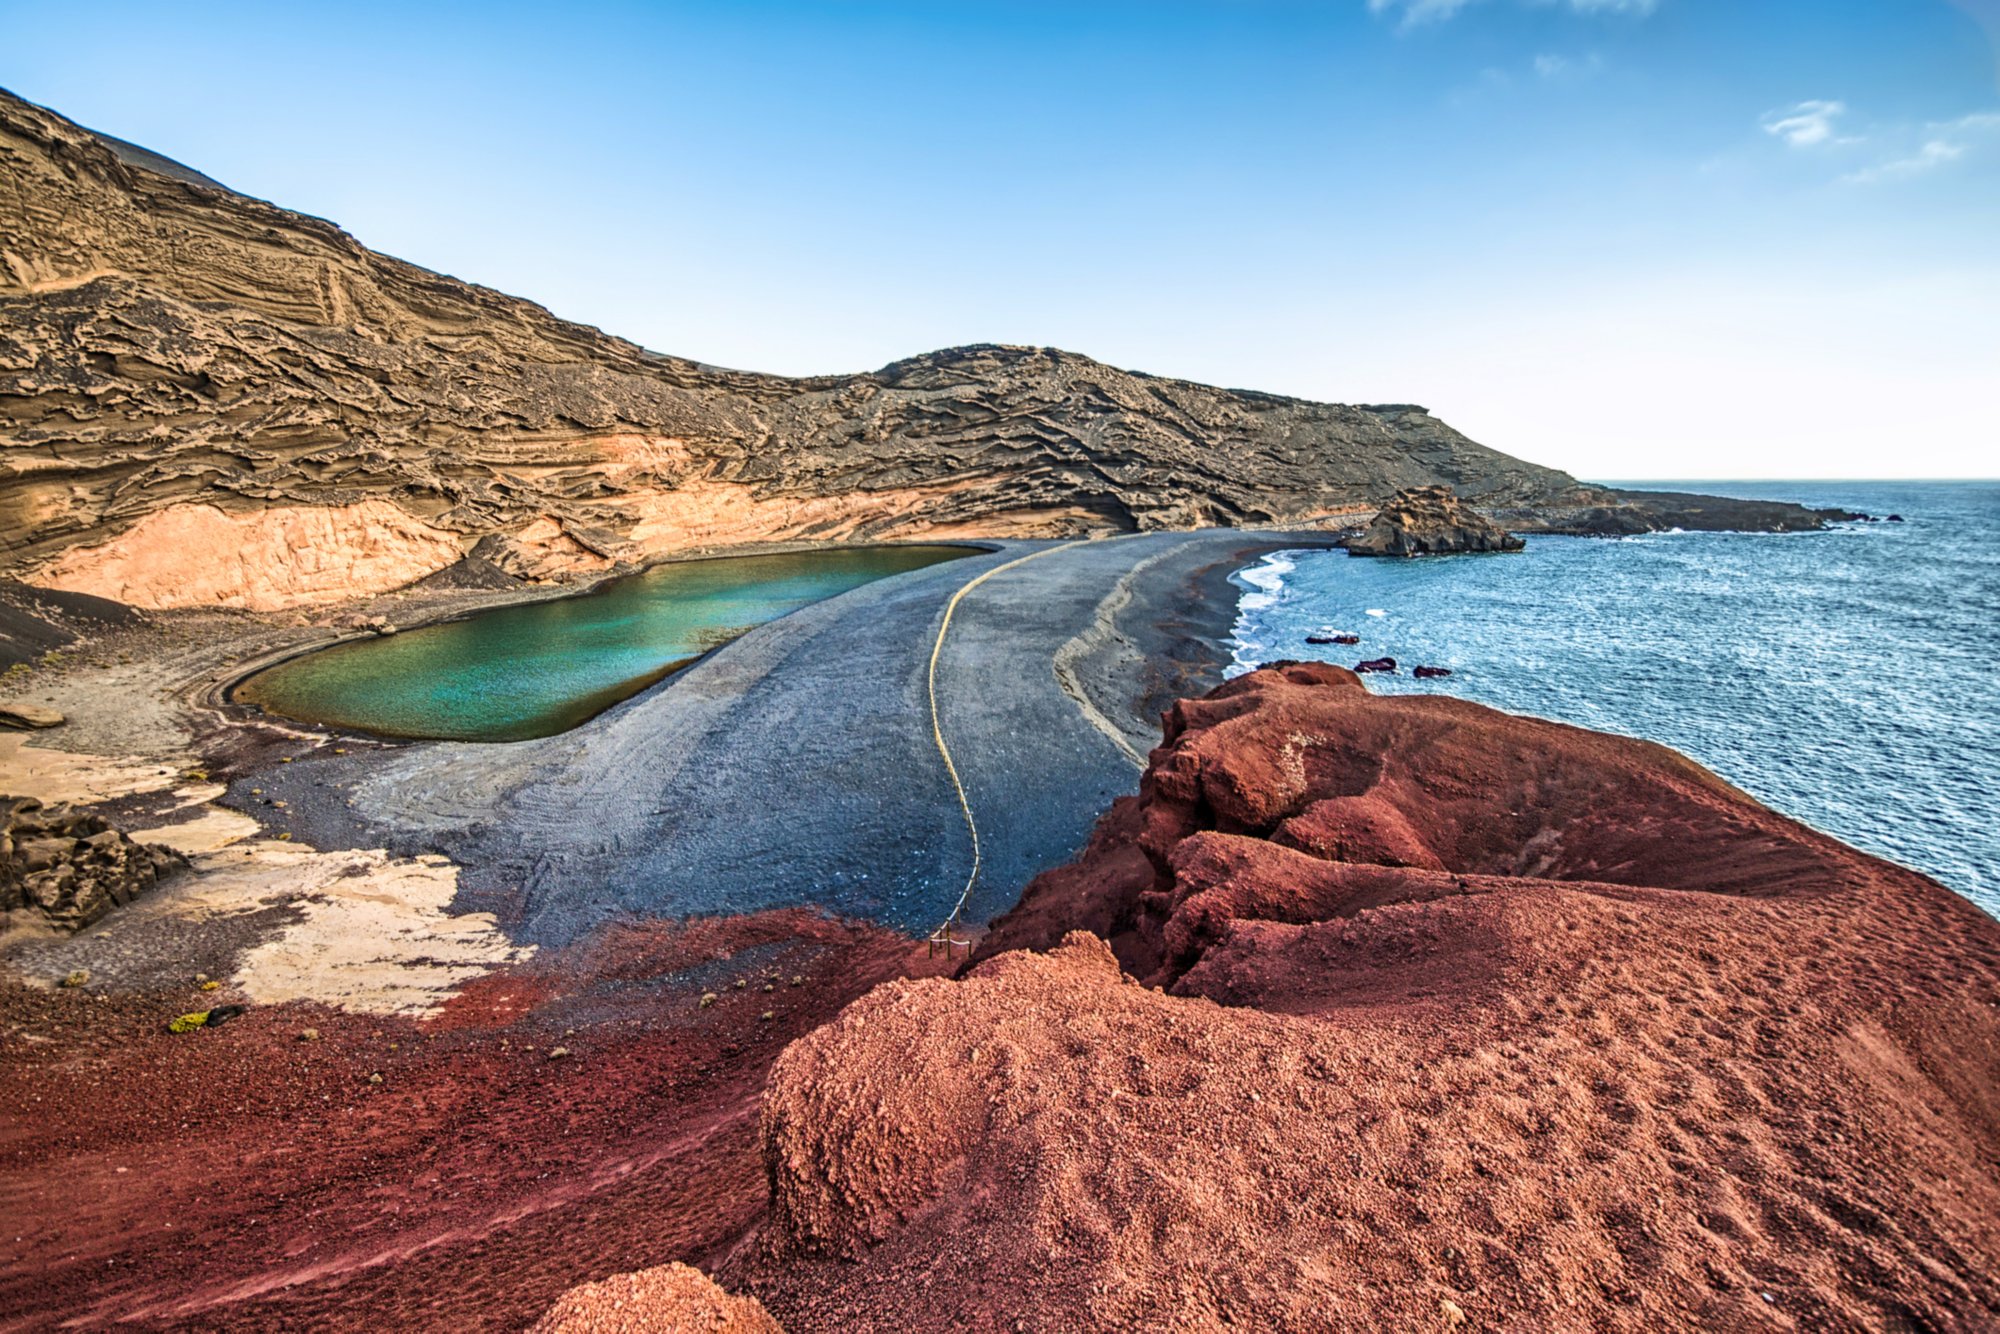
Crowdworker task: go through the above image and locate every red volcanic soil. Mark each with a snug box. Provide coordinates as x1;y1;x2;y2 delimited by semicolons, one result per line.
719;663;2000;1330
0;910;949;1332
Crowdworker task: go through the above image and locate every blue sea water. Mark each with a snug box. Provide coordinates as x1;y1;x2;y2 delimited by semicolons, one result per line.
1226;481;1999;917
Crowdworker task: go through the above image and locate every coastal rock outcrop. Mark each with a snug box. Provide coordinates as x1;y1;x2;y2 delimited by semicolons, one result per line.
1340;484;1525;556
718;664;2000;1330
0;88;1848;609
1;795;185;930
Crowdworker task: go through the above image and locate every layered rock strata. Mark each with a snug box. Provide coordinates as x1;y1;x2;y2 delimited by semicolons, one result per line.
0;88;1841;612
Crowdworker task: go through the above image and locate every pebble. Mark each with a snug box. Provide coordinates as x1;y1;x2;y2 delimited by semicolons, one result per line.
367;1072;383;1084
299;1029;320;1042
60;969;89;988
699;992;718;1009
548;1047;570;1059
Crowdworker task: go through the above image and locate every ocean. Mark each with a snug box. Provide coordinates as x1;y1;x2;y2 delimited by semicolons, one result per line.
1226;480;1999;917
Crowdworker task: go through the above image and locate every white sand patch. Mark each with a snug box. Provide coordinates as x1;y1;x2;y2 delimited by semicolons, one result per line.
168;842;532;1017
0;733;181;805
131;807;261;855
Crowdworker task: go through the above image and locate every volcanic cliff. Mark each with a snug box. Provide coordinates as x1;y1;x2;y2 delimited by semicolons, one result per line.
0;88;1844;612
640;663;1999;1330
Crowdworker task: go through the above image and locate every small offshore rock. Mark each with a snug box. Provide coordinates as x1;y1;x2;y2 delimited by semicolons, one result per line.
1355;658;1397;674
1341;485;1524;557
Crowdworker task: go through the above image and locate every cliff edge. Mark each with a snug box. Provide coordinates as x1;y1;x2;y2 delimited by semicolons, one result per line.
699;664;2000;1329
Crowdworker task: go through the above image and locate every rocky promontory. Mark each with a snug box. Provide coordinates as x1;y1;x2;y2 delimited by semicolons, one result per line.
1339;483;1526;556
592;663;1999;1330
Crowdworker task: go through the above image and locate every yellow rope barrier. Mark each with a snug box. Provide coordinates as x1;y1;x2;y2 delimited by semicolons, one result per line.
926;541;1081;955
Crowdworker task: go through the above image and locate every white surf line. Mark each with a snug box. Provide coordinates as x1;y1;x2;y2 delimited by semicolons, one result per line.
1051;544;1185;771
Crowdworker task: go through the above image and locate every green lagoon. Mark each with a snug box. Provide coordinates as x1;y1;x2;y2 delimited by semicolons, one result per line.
236;545;975;742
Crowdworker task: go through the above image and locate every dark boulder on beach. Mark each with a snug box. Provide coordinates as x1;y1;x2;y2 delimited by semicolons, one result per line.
1;796;184;930
1340;486;1525;557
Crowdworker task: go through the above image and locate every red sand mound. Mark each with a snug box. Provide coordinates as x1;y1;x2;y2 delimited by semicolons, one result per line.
721;663;2000;1329
531;1262;780;1333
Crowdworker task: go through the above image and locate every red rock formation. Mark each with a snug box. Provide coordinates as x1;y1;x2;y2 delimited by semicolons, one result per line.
724;663;2000;1329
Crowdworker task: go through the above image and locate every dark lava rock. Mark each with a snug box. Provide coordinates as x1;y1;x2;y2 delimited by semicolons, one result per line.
1;795;185;930
1306;634;1360;646
1355;658;1397;674
1514;489;1859;536
1413;665;1453;679
1340;486;1524;558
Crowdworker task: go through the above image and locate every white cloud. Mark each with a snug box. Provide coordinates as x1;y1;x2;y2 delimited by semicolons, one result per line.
1367;0;1477;25
1533;51;1604;78
1841;112;1999;184
1369;0;1656;27
1761;100;1847;148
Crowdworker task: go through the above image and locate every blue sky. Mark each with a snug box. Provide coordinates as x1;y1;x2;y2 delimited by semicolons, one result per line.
5;0;1995;478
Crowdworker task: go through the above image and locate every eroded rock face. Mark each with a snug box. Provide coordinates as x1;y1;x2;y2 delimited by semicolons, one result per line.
731;664;2000;1330
1340;483;1525;556
1;795;185;930
30;500;466;610
0;88;1588;608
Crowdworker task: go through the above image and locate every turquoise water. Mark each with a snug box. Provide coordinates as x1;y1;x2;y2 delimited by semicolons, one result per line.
1226;481;1999;916
237;545;974;742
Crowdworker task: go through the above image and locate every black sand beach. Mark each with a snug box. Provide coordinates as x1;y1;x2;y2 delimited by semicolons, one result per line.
226;530;1336;944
